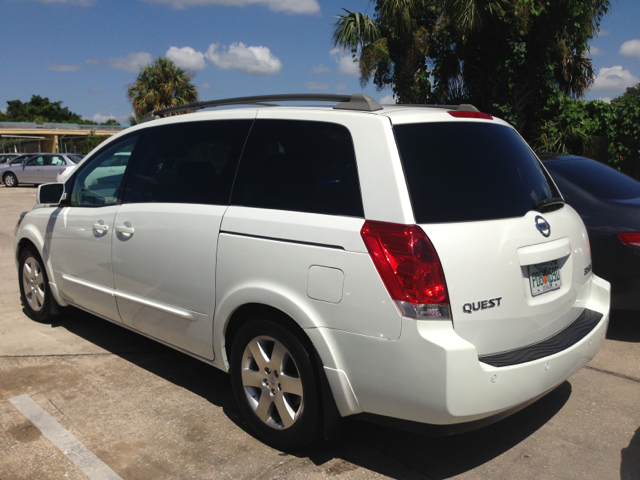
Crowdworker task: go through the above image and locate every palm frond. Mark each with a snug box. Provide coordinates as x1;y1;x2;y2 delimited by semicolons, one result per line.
332;9;380;49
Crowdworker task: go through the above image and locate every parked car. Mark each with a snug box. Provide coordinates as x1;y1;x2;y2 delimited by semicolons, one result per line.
540;154;640;310
15;94;610;449
0;154;20;165
2;153;82;187
0;154;36;171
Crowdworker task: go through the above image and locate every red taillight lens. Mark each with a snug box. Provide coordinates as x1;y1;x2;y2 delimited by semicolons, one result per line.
618;232;640;248
447;111;493;120
360;220;450;320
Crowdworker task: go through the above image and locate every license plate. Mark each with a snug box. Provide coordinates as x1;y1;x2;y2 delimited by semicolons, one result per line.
529;260;562;297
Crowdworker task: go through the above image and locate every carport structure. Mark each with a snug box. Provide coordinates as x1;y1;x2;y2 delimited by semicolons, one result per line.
0;122;127;153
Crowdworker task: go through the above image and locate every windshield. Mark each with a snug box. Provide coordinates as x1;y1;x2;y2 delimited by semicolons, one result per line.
394;122;560;223
68;155;84;163
544;159;640;200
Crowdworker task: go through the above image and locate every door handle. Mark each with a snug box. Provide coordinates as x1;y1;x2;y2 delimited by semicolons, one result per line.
92;222;109;233
116;223;135;235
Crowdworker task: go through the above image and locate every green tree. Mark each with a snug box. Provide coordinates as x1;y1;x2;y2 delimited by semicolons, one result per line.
332;0;610;137
81;131;110;155
126;57;199;118
100;118;121;126
612;83;640;103
0;95;98;124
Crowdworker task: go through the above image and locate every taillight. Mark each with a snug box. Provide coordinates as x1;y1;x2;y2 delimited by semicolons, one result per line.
447;111;493;120
618;232;640;248
360;220;450;320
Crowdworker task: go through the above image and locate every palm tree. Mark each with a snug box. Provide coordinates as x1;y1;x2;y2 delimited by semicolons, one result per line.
127;57;198;118
332;0;608;135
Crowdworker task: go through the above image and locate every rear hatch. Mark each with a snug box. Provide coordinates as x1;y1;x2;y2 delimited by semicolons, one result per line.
392;117;592;356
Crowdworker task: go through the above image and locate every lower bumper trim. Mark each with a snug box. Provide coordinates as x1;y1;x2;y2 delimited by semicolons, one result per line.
479;308;603;367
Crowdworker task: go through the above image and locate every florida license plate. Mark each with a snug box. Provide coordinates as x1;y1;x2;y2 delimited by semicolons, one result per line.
529;260;562;297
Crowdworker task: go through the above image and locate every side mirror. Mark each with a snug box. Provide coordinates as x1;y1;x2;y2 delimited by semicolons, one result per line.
37;183;65;205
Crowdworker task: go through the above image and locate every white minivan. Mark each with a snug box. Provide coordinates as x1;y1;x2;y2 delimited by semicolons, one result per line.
15;94;610;449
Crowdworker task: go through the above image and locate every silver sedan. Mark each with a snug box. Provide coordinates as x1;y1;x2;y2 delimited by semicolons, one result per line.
2;153;83;187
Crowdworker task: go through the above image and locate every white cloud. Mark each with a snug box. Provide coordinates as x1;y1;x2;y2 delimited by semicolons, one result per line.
141;0;319;14
305;82;329;91
589;46;604;56
379;94;396;104
620;39;640;59
596;97;612;103
30;0;95;5
205;42;281;75
90;87;106;93
201;82;212;90
335;84;347;91
86;58;99;65
592;65;640;92
312;63;330;74
330;48;359;77
105;52;153;73
599;29;610;36
166;46;207;70
47;62;81;72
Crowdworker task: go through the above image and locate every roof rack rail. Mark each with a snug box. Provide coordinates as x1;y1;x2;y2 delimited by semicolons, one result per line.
141;93;384;123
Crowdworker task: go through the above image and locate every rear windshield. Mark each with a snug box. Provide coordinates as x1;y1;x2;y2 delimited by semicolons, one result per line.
544;159;640;200
394;122;559;223
68;155;83;163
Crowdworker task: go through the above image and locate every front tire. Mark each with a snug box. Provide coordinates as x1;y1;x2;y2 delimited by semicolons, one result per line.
19;247;58;322
229;319;321;450
4;172;18;187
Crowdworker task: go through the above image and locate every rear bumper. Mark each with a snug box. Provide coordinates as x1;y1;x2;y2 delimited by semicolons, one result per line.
310;274;610;426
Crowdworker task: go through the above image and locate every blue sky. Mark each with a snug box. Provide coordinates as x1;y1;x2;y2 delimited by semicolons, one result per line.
1;0;638;124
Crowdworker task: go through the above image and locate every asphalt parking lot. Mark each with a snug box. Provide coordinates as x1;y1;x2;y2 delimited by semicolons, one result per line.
0;185;639;480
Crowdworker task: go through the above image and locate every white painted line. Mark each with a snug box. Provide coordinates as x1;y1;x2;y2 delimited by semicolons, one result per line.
9;394;123;480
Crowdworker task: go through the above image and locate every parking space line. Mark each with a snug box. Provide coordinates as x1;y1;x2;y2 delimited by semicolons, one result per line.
9;394;123;480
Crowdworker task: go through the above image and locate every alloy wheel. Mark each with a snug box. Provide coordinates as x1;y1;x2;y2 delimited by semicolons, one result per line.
241;335;304;429
22;256;45;312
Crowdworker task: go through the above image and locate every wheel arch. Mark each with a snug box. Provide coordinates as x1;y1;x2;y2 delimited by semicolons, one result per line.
215;291;344;439
16;226;68;307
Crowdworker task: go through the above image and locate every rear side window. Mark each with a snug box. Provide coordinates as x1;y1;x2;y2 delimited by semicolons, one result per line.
394;122;559;223
123;120;253;205
231;119;363;217
545;159;640;200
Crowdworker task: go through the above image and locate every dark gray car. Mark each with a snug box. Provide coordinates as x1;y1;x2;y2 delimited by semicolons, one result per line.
2;153;83;187
541;154;640;310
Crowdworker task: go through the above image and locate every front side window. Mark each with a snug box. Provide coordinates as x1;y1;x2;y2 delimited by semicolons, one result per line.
123;120;253;205
231;119;364;217
70;135;139;207
27;156;45;166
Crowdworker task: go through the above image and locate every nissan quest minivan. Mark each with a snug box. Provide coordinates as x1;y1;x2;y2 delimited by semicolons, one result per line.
15;94;610;449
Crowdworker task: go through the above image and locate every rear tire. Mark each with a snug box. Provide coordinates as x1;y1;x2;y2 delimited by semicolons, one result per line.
4;172;18;187
18;247;59;323
229;318;322;450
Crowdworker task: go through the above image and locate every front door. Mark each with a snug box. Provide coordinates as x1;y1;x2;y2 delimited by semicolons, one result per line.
19;155;44;183
110;118;254;360
49;134;140;321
